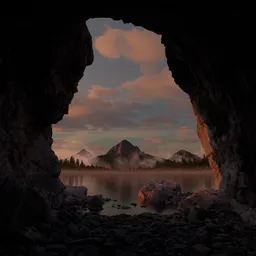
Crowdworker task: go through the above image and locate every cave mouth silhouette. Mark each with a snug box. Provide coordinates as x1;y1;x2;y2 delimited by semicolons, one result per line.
53;18;204;175
1;11;256;227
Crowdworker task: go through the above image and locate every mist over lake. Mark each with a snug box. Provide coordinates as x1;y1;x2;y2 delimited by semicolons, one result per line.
60;169;214;215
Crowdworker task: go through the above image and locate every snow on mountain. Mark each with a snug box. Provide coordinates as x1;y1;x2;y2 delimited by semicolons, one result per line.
170;149;202;163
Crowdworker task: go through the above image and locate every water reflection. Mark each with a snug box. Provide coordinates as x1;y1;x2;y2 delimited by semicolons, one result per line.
60;169;214;203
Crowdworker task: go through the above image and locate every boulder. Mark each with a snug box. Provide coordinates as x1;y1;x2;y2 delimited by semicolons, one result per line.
138;180;182;207
63;186;88;204
178;189;231;222
87;195;104;212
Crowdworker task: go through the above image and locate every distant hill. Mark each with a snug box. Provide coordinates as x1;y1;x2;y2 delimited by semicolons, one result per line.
69;149;94;166
92;139;162;169
154;149;208;169
170;149;202;163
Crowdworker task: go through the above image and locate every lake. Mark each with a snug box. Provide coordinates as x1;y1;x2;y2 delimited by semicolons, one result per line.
60;169;214;215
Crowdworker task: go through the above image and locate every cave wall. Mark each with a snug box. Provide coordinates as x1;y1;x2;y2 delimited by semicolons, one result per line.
191;103;221;189
0;19;93;192
1;10;256;205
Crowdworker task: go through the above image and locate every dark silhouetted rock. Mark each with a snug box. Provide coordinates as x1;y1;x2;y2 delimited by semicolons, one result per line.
138;180;181;207
0;175;50;231
63;186;88;204
87;195;104;212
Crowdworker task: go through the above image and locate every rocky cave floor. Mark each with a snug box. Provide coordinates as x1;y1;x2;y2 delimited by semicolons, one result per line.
1;196;256;256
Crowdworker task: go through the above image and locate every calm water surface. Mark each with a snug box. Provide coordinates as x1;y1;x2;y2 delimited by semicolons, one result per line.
60;169;214;215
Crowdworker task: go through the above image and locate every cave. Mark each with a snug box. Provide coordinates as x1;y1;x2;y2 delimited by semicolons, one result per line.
1;10;256;226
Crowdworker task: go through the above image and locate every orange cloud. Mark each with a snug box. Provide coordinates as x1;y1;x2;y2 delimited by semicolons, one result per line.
52;127;86;133
94;25;165;65
52;127;65;133
88;84;114;100
68;105;90;118
121;67;180;99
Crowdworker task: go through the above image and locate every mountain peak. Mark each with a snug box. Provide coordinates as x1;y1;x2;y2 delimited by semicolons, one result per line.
76;149;92;157
120;139;133;146
107;139;140;156
170;149;201;162
175;149;192;155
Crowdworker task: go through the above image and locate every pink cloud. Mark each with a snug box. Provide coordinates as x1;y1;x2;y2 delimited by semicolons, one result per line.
121;67;181;100
94;25;165;65
68;105;90;118
88;84;114;100
52;127;87;133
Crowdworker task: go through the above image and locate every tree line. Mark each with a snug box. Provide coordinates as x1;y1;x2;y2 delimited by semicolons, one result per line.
59;156;107;170
59;155;210;170
153;155;210;169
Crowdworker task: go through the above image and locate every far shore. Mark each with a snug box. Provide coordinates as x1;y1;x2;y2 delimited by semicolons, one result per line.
60;168;211;174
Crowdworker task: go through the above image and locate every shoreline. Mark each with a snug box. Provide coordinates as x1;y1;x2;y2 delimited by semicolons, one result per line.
60;168;211;174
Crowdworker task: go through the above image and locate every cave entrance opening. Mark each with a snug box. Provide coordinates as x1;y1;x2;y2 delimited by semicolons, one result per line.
53;18;214;198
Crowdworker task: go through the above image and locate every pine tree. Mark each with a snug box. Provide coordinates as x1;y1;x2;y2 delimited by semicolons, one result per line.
70;156;76;168
80;161;86;169
75;159;80;169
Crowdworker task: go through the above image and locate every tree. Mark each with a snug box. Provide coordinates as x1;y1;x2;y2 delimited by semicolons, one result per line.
63;158;70;168
69;156;76;168
75;159;80;168
80;161;86;169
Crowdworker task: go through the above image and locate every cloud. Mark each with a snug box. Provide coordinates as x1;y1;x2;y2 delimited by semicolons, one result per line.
88;84;114;100
68;105;91;118
52;138;87;159
54;96;151;133
121;67;181;100
142;116;173;127
176;126;199;143
139;138;163;146
94;25;165;65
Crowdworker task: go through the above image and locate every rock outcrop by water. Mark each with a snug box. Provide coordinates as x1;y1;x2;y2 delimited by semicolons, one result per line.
138;180;182;207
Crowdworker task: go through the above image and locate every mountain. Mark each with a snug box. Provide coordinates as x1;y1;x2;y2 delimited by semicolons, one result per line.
70;149;93;166
92;139;161;169
106;139;140;156
170;149;202;163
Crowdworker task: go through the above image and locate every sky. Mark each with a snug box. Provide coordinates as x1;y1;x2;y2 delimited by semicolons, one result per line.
52;18;203;159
